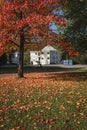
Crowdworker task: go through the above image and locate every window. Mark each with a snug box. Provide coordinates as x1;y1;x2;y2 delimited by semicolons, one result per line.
11;54;15;58
38;52;40;55
47;52;50;54
41;52;44;54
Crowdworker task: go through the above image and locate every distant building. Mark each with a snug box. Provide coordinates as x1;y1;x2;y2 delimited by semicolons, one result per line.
30;45;61;65
7;45;61;65
7;51;19;65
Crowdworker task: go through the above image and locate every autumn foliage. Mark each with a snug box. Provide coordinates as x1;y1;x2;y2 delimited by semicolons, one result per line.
0;0;65;53
58;36;80;57
0;72;87;129
0;0;79;77
0;0;66;77
0;0;79;55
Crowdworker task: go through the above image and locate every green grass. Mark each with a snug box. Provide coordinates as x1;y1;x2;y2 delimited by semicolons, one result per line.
0;74;87;130
75;69;87;72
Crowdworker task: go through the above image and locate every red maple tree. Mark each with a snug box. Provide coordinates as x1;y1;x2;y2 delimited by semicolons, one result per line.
0;0;66;78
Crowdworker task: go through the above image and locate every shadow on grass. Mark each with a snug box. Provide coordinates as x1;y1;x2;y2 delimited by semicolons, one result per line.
45;72;87;81
24;72;87;81
0;65;82;74
0;65;87;81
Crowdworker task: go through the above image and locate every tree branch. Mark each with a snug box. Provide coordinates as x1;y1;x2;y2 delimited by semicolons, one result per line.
10;40;19;47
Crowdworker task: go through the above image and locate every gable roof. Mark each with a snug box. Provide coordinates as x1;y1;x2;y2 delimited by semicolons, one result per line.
41;45;56;51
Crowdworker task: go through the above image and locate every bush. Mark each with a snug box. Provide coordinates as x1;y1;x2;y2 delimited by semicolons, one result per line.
0;54;7;65
24;49;30;65
72;55;87;64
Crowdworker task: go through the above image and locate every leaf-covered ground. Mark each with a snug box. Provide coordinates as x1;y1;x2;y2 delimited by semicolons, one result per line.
0;72;87;130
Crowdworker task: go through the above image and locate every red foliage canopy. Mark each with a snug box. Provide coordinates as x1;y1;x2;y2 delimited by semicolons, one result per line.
0;0;79;57
0;0;67;54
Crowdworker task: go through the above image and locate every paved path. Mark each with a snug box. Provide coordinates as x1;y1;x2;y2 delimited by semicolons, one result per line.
55;64;87;69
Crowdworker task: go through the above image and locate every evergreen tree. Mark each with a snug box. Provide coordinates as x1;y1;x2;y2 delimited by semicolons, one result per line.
63;0;87;53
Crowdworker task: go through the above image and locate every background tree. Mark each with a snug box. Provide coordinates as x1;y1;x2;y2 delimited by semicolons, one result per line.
24;49;30;65
0;53;7;65
0;0;66;78
63;0;87;54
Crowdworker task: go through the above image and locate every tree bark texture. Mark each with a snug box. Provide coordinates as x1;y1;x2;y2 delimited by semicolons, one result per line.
18;31;25;78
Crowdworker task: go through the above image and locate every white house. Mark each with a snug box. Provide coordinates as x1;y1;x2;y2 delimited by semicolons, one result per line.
7;45;61;65
30;45;61;65
30;51;40;65
7;51;19;65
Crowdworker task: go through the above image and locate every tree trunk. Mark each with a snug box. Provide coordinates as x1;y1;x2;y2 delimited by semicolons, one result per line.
18;32;25;78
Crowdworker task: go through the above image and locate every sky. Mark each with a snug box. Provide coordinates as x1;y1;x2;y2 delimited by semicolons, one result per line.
49;7;64;34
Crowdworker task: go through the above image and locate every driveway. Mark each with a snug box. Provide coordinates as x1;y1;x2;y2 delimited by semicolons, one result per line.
55;64;87;69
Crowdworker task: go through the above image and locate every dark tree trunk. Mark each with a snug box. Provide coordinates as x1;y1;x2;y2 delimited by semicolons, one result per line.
17;11;25;78
18;31;25;78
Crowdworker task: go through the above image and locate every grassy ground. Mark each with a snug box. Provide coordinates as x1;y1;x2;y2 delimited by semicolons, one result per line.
1;64;87;74
0;72;87;130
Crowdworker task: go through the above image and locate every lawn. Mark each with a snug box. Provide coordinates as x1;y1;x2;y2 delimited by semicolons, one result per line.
0;72;87;130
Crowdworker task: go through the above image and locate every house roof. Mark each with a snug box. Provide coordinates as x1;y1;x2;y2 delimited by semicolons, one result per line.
41;45;56;51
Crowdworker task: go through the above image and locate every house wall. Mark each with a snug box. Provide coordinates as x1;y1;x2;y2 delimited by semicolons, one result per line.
50;50;61;64
30;49;61;65
30;45;61;65
30;51;39;65
40;51;50;65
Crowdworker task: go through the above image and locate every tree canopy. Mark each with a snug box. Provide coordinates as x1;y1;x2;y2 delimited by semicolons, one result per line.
0;0;66;77
63;0;87;53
